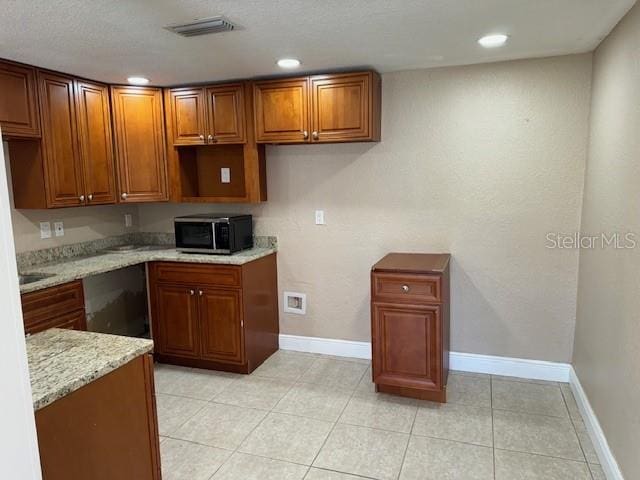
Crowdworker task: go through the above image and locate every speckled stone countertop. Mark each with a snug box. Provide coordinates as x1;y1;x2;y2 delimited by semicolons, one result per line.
19;243;277;294
27;329;154;411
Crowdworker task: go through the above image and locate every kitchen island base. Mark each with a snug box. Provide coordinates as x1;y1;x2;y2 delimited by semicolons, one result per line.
35;354;161;480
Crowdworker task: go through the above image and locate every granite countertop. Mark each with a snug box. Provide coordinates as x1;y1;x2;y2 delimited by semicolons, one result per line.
19;245;277;294
27;328;154;411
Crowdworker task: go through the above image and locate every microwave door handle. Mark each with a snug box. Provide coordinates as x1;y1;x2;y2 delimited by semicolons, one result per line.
212;222;217;250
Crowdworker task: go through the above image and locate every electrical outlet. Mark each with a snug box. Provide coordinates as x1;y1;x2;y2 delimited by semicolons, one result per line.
220;167;231;184
315;210;325;225
40;222;51;239
53;221;64;237
124;214;133;228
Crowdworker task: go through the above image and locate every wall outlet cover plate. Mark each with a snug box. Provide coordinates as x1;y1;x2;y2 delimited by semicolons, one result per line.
39;222;51;239
283;291;307;315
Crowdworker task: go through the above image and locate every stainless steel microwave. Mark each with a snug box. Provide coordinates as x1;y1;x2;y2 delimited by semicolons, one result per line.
174;214;253;255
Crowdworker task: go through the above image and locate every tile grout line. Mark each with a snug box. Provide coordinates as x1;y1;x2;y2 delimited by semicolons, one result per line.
307;363;370;475
214;361;306;476
493;447;592;464
491;375;497;480
159;355;376;479
395;396;418;480
161;358;310;480
161;362;590;480
559;383;596;480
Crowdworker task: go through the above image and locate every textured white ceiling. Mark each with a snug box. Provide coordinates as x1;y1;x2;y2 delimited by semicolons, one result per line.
0;0;635;86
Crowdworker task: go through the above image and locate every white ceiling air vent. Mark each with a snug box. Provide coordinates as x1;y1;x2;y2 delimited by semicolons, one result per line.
164;16;236;37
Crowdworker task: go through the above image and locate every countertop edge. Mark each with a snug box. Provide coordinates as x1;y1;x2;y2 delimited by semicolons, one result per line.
20;247;277;294
32;340;154;411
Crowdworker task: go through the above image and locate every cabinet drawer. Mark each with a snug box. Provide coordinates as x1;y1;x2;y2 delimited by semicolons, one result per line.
21;280;85;325
151;262;241;288
372;273;441;304
25;308;87;335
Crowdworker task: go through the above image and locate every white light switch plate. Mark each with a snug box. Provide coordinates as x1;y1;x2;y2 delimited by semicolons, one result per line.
40;222;51;239
124;214;133;228
315;210;325;225
53;221;64;237
221;167;231;184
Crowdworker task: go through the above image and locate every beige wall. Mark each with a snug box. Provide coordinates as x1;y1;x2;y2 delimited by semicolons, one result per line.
138;55;592;363
3;142;139;253
573;3;640;478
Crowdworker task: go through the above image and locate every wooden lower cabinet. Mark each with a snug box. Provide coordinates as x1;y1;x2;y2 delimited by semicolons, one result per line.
36;354;161;480
149;254;278;373
21;280;87;335
371;253;450;402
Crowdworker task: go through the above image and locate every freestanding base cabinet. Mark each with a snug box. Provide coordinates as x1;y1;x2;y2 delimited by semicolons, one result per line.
371;253;450;402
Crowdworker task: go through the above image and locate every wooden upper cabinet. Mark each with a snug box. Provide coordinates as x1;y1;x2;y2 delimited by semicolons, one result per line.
38;71;85;207
111;86;168;203
253;77;309;143
74;80;116;205
253;71;380;144
167;83;246;146
0;60;40;138
311;72;380;143
167;88;207;145
205;84;246;144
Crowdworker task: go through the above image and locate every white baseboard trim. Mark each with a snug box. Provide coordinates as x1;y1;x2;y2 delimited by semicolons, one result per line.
449;351;571;382
278;334;571;382
569;368;624;480
279;334;372;359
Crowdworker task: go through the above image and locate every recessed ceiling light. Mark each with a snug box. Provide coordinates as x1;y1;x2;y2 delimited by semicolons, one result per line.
277;58;301;69
127;76;150;85
478;34;509;48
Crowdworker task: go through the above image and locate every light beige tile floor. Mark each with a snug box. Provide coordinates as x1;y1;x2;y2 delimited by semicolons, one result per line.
155;351;602;480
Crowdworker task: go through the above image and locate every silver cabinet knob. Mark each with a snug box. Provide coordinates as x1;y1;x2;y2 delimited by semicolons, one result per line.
189;289;195;296
79;195;85;202
87;194;93;201
402;285;410;292
198;290;203;296
312;131;319;140
121;193;128;200
302;130;309;139
208;134;215;143
199;134;205;142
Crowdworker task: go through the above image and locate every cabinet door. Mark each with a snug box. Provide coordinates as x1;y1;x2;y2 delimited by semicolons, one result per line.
38;71;85;207
111;86;168;203
205;84;245;144
154;284;199;358
75;80;116;205
0;61;40;138
167;88;207;145
310;72;374;143
253;78;309;143
372;304;441;391
198;288;243;364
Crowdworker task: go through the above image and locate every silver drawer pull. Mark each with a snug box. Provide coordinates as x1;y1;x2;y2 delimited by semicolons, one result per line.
402;285;410;292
